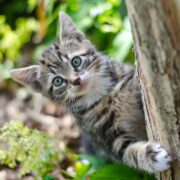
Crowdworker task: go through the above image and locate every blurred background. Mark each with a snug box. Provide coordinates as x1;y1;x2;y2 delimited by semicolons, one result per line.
0;0;156;179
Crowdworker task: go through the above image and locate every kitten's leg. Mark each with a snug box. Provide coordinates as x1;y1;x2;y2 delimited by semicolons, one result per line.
112;138;172;172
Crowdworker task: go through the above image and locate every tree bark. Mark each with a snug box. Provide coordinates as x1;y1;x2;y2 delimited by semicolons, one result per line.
125;0;180;179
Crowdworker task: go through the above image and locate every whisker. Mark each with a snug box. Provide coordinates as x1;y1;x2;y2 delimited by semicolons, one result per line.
87;56;107;70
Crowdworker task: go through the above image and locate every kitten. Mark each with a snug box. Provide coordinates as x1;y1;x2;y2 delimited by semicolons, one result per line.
10;12;172;173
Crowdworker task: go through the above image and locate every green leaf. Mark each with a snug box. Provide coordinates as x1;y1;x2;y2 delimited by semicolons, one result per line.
79;154;106;168
74;161;91;179
87;163;156;180
110;18;133;61
43;175;56;180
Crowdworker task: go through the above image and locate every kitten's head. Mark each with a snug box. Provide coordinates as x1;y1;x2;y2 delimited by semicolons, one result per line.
11;12;111;109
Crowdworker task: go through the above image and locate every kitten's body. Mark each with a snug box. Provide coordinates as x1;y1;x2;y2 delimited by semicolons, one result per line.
71;61;146;154
11;12;172;173
73;61;147;160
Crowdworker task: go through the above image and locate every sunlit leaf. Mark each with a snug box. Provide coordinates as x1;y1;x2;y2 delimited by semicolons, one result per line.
87;164;156;180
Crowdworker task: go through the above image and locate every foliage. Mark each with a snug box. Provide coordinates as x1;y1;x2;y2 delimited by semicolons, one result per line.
74;154;156;180
0;121;70;178
0;15;38;62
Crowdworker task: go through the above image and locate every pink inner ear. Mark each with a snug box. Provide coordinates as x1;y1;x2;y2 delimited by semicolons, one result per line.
10;68;28;84
10;65;42;91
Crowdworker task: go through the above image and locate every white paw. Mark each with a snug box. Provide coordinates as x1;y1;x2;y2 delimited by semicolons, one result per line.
146;143;172;172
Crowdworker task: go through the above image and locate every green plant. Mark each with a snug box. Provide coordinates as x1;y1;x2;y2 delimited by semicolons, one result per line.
73;154;156;180
0;15;39;62
0;121;68;178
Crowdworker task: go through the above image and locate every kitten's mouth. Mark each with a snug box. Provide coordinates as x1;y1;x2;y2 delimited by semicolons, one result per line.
79;81;88;91
72;81;88;95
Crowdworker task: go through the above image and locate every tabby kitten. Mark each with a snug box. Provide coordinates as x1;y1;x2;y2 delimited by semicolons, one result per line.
11;12;172;173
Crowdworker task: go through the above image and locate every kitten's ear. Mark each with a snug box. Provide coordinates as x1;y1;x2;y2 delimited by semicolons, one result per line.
10;65;42;92
59;12;84;42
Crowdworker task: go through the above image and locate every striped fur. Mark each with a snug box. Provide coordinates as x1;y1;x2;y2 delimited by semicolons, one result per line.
11;12;172;173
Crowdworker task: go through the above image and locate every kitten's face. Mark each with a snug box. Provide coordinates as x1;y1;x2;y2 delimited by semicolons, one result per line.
11;12;111;108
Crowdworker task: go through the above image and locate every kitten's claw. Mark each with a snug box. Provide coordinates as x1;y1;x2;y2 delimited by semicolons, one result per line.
146;143;172;172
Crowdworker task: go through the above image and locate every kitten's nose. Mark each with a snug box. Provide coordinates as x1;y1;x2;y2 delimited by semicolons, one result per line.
71;77;81;86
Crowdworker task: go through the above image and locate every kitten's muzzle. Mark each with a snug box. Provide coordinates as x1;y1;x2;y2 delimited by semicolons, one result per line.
70;77;81;86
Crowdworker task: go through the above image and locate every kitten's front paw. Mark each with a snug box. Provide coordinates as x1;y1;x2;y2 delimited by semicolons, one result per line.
146;143;172;172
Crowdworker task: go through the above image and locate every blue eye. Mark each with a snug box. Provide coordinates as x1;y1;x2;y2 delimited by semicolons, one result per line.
52;76;63;87
71;56;82;68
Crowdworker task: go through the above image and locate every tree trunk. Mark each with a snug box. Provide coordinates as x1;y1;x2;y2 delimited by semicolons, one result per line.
125;0;180;179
